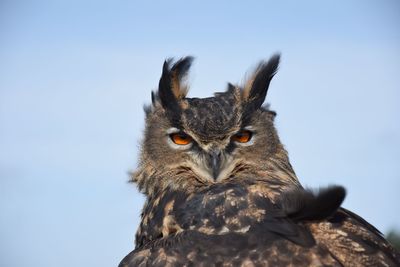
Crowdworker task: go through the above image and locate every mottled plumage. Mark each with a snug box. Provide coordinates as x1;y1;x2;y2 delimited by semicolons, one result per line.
120;55;400;266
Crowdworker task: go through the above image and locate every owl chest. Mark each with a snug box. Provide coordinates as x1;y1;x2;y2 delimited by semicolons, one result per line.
134;182;280;248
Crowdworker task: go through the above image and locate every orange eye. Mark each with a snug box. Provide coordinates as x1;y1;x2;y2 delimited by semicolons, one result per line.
232;130;252;143
170;132;193;145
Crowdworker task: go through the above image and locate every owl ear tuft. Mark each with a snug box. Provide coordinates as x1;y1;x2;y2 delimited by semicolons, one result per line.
157;56;193;124
170;56;193;99
158;57;193;106
242;54;280;111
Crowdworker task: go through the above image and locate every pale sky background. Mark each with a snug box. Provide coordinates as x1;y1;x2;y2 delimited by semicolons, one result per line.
1;1;399;266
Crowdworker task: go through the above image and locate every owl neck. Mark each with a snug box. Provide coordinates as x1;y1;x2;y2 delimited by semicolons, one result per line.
262;144;301;187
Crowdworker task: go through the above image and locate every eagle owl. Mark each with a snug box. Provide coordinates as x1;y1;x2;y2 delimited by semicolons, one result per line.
119;55;400;266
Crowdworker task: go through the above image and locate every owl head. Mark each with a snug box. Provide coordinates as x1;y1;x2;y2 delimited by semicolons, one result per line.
134;54;297;195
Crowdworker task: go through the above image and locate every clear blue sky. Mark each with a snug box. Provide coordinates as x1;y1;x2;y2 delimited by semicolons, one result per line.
1;1;399;266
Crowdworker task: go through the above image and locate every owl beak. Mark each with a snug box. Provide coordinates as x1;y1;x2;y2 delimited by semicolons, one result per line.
209;151;222;181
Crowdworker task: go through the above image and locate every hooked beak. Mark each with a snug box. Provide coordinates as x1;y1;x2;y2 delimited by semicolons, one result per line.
208;150;222;181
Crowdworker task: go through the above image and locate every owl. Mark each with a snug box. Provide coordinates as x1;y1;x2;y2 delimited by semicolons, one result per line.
119;55;400;266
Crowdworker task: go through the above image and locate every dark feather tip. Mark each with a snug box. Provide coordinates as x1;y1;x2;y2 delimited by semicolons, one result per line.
242;53;281;124
170;56;194;80
157;59;184;125
249;53;280;101
281;185;346;222
157;57;194;119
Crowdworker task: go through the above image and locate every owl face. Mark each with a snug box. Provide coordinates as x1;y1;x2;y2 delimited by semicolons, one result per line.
137;55;282;191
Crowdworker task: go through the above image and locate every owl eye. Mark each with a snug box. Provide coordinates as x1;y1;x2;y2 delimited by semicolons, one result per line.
232;130;253;143
169;132;193;145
